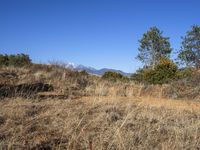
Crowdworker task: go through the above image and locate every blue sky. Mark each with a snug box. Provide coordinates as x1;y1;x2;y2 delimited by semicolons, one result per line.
0;0;200;72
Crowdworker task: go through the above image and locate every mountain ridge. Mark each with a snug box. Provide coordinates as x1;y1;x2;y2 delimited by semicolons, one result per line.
66;62;132;77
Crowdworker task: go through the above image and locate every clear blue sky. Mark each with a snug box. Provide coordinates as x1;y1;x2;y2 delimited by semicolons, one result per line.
0;0;200;72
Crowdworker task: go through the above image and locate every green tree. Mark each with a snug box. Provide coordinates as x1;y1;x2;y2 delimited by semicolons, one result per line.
178;25;200;68
137;27;172;69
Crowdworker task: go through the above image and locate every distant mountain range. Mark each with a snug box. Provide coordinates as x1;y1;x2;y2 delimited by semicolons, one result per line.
65;62;132;77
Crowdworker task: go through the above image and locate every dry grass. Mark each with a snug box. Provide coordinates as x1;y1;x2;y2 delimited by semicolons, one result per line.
0;96;199;149
0;65;200;149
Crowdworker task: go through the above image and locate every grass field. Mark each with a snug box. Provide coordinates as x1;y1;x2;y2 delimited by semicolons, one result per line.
0;96;199;149
0;66;200;149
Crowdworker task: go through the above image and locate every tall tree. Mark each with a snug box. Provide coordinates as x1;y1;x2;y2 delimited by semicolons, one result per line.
137;27;172;69
178;25;200;68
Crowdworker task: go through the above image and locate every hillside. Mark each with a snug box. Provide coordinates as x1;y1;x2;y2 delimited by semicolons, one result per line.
0;64;200;149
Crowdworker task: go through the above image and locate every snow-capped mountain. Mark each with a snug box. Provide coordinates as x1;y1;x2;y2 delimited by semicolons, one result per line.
65;62;77;69
66;62;132;77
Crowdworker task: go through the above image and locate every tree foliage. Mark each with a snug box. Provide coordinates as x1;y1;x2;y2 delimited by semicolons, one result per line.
137;27;172;69
0;53;31;67
178;25;200;68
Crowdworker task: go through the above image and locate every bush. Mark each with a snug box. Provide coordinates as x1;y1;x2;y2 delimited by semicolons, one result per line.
0;54;9;66
131;69;145;83
79;70;89;76
0;53;31;67
176;67;194;80
146;58;177;84
102;71;129;82
132;57;178;84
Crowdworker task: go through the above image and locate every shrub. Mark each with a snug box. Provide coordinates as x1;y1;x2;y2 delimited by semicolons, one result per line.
131;69;145;83
0;54;9;66
176;67;194;80
146;58;177;84
0;53;31;67
174;67;197;87
102;71;128;82
132;57;178;84
79;70;89;76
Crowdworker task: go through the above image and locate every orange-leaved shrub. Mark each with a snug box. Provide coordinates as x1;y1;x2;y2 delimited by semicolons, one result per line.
132;57;178;84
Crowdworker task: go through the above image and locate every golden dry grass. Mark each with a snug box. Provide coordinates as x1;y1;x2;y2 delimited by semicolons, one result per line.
1;65;200;149
0;96;200;149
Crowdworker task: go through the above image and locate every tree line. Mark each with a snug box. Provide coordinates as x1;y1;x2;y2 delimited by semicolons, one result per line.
137;25;200;69
132;25;200;84
0;54;31;67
